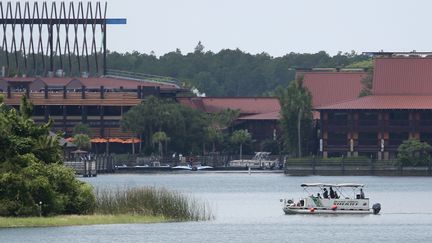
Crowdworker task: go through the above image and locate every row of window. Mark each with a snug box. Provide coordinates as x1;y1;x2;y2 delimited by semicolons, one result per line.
13;105;133;116
328;111;432;121
327;132;432;146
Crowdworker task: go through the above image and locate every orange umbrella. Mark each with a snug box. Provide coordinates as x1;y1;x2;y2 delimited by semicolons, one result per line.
122;138;141;144
108;138;125;143
91;138;108;143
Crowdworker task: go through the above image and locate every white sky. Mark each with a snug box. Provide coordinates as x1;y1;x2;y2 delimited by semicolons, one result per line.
7;0;432;57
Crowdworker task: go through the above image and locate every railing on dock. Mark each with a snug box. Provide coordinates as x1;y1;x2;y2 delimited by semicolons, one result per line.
64;160;97;177
64;154;115;176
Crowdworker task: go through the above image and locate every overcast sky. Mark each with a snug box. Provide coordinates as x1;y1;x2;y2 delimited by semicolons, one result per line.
93;0;432;56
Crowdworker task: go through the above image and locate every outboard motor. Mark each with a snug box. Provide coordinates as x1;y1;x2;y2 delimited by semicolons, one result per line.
372;203;381;215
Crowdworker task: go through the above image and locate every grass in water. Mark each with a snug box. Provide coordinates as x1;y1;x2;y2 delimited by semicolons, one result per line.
95;187;213;221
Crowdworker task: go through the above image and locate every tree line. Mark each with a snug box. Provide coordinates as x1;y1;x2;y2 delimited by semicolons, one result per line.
119;96;252;157
107;45;369;96
1;45;370;96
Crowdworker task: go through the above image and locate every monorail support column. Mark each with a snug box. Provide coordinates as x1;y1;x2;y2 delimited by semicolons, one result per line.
44;106;50;123
81;86;86;99
100;106;105;137
82;106;88;124
44;85;48;99
7;86;11;98
62;105;67;133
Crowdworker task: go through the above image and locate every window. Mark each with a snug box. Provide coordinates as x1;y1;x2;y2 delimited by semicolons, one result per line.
327;132;347;146
67;106;82;116
359;112;378;126
104;106;122;116
328;112;348;125
388;132;408;146
358;132;378;146
48;105;63;116
389;111;409;126
420;133;432;145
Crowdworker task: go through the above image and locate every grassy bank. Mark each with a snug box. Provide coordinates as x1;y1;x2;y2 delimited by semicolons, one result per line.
1;186;213;228
0;214;166;228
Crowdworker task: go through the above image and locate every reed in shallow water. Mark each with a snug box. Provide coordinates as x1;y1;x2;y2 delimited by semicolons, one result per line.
95;187;213;221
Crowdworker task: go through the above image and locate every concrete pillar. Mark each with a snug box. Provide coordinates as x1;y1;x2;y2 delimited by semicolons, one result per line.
81;86;86;99
44;85;48;99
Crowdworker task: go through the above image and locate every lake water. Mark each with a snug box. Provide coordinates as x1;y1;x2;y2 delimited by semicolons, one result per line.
1;172;432;242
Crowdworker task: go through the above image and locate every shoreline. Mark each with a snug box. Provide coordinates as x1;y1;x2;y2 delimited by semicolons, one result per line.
0;214;169;228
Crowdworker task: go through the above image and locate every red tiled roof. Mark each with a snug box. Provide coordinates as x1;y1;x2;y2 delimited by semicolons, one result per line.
301;71;366;107
373;57;432;95
178;97;280;115
177;97;206;111
317;95;432;110
238;111;280;120
2;77;179;89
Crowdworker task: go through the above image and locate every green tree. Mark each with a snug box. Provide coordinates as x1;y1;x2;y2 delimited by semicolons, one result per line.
194;41;205;53
73;123;91;136
277;75;313;157
230;129;252;160
121;96;207;155
205;126;223;152
0;96;95;216
205;108;240;153
120;106;144;154
359;69;373;97
397;139;432;166
73;134;91;150
152;131;170;158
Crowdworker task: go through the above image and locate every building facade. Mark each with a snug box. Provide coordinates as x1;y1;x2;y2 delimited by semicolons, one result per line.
1;76;183;139
317;56;432;159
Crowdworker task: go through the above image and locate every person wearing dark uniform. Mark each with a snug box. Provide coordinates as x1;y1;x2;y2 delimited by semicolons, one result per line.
323;188;329;199
329;187;335;199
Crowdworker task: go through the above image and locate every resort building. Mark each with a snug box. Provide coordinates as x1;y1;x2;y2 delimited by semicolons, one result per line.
0;76;184;140
317;56;432;160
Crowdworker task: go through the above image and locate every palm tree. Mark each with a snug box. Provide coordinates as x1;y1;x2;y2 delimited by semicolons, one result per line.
73;133;91;150
230;129;252;160
152;131;170;158
277;76;312;157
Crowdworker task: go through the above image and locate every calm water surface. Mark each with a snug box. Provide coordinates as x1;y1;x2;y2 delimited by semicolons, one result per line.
1;172;432;243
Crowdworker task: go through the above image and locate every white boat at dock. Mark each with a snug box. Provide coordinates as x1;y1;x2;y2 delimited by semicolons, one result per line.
281;183;381;215
229;152;278;169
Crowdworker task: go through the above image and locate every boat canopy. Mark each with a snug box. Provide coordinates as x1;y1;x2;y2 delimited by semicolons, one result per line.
301;183;364;188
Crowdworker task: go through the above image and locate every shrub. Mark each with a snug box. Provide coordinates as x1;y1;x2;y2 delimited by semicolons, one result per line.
397;139;432;166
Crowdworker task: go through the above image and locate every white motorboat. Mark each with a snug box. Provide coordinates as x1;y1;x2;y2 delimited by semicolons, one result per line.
172;165;192;170
281;183;381;215
229;152;278;169
194;165;213;170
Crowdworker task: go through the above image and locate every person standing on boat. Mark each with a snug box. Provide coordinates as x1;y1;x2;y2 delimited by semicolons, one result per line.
323;188;329;199
329;187;335;199
360;188;365;199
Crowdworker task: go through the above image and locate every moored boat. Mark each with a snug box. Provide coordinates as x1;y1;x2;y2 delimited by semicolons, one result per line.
281;183;381;215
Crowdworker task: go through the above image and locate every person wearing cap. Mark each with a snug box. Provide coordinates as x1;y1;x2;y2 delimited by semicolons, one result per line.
323;188;329;199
